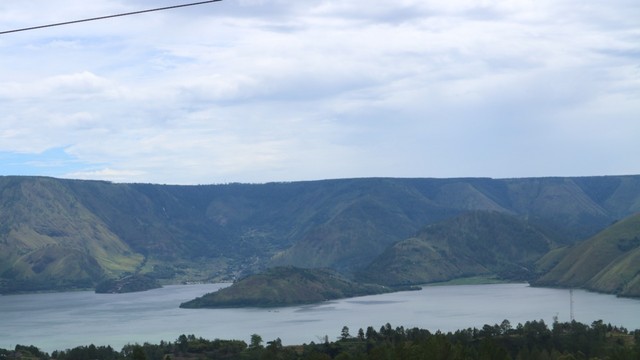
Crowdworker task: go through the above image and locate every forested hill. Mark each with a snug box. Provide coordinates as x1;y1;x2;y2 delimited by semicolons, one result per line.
179;266;398;308
1;175;640;293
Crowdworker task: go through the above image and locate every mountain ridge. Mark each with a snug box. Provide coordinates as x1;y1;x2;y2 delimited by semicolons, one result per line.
2;175;640;294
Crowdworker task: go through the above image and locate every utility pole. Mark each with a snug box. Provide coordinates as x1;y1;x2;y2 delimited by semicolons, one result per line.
570;288;575;321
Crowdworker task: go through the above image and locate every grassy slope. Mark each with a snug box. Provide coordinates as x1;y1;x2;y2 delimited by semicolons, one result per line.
534;213;640;297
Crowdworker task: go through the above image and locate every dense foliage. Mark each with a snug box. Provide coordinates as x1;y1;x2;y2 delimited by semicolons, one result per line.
2;320;638;360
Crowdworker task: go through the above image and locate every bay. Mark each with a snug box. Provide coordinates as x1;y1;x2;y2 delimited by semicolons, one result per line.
1;283;639;353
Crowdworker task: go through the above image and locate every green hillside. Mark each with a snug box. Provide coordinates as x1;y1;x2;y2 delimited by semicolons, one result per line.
1;175;640;294
534;213;640;297
0;177;143;293
179;266;400;308
357;211;553;286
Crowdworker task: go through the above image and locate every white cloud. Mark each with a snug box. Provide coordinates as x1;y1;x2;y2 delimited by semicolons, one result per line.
0;71;118;99
0;0;639;183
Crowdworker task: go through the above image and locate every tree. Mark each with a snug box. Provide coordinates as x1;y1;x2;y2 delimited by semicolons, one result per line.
131;345;148;360
340;326;351;340
249;334;263;350
177;334;188;353
500;319;512;335
366;326;378;341
266;338;282;351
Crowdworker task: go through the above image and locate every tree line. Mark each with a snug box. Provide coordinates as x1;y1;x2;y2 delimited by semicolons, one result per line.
2;319;638;360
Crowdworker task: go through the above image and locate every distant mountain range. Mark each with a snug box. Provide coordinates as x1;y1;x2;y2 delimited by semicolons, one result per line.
1;175;640;296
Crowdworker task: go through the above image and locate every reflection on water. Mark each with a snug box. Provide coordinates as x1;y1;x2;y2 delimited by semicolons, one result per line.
295;304;338;313
1;283;638;353
346;300;403;305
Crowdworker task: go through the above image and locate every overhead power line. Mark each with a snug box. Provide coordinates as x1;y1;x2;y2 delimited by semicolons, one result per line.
0;0;223;35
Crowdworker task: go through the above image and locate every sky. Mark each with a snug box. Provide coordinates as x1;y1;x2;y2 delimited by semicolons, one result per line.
0;0;638;184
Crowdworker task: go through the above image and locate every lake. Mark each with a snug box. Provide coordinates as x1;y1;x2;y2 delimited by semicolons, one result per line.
1;283;639;353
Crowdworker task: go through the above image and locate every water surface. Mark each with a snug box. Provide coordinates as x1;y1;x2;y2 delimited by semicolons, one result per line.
1;283;638;353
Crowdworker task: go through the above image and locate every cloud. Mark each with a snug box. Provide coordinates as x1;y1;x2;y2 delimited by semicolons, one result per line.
0;0;639;183
0;71;117;99
66;167;147;183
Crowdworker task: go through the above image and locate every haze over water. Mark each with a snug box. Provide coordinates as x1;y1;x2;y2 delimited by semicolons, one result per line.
1;283;639;353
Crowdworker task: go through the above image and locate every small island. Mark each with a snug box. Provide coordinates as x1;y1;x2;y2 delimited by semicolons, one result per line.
180;266;418;308
95;274;162;294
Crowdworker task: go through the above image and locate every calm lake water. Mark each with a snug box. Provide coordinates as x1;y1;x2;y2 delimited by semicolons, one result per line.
1;283;639;353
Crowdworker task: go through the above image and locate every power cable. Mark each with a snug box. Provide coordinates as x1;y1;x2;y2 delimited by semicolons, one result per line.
0;0;223;35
